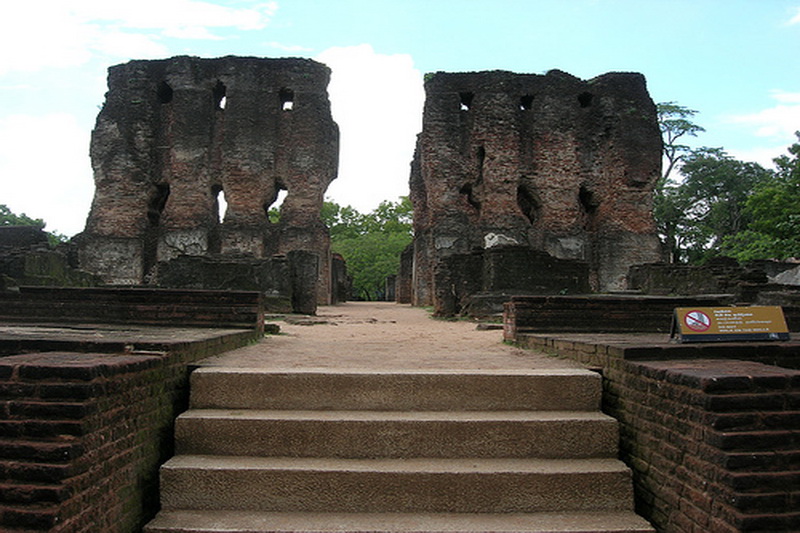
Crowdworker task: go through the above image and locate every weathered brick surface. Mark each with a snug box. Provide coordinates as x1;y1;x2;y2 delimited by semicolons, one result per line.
503;294;730;338
0;340;246;532
517;336;800;533
77;56;339;306
435;246;591;317
410;69;662;308
0;286;264;333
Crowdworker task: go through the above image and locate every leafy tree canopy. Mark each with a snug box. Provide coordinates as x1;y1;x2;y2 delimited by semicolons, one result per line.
0;204;45;228
657;101;705;181
722;132;800;261
324;197;413;301
676;148;773;262
0;204;66;245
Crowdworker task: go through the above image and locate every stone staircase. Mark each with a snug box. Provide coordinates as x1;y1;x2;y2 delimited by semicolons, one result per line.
145;367;654;532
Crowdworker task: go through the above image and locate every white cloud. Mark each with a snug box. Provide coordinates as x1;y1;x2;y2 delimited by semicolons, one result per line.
727;146;783;169
725;90;800;139
788;7;800;25
0;1;278;74
316;44;424;212
771;89;800;104
0;114;94;236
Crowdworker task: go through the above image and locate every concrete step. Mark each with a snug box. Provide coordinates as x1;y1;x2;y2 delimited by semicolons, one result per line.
175;409;619;459
160;456;634;514
145;510;656;532
188;368;601;411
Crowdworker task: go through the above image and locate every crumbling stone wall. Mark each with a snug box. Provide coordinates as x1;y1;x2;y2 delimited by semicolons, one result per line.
516;334;800;533
434;246;591;317
77;56;338;304
410;69;662;306
0;227;97;289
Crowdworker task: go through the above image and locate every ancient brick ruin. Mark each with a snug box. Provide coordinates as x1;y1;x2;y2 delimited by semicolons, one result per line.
409;70;663;309
76;56;339;308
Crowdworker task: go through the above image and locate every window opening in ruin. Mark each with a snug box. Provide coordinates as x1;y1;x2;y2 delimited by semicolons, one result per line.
459;92;474;111
214;81;227;110
147;183;170;226
459;183;481;212
579;185;599;214
578;92;593;108
264;188;288;223
517;185;539;225
213;185;228;223
280;88;294;111
519;94;534;110
157;81;173;104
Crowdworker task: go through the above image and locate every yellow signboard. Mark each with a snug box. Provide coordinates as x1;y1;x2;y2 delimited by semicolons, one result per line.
673;306;790;342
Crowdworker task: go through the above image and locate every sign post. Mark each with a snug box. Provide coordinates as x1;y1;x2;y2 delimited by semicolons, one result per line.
673;306;790;343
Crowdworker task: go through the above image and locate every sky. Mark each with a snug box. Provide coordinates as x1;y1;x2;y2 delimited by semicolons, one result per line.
1;0;799;237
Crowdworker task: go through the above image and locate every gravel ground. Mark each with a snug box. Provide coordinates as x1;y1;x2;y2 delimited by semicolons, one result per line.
199;302;583;371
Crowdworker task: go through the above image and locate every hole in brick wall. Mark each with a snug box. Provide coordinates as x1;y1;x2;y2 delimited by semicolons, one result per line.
280;88;294;111
459;183;481;212
213;81;227;110
213;185;228;222
579;185;599;214
578;92;593;108
517;185;540;225
459;92;474;111
264;188;287;223
157;81;173;104
519;94;534;110
147;183;170;226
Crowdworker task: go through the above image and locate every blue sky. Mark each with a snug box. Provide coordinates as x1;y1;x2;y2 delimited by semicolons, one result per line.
1;0;799;236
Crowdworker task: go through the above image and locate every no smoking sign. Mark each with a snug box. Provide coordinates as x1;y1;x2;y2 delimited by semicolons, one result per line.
684;310;711;332
673;306;789;342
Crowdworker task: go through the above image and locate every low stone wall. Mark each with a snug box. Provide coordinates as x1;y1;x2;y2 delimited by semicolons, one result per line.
515;334;800;533
434;246;591;317
0;286;265;531
503;294;731;339
0;334;254;532
0;287;265;332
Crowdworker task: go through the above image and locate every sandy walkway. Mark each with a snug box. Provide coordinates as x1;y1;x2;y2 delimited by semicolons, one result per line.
200;302;583;371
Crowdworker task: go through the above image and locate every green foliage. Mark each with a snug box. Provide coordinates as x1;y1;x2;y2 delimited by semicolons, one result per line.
722;132;800;260
657;101;705;180
0;204;45;228
325;197;413;300
677;148;773;262
0;204;67;246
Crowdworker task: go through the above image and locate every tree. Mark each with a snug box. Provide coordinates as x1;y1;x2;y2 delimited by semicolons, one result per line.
657;102;705;181
0;204;45;228
0;204;66;245
722;132;800;260
677;148;773;262
654;102;706;262
325;197;413;300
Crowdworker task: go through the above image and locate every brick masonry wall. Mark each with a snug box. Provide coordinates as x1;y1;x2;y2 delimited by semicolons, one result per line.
503;295;730;337
517;335;800;533
0;287;265;332
0;339;249;532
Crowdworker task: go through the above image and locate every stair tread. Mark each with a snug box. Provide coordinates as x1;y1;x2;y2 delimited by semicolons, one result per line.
192;367;598;377
146;510;655;532
164;455;629;474
179;409;616;422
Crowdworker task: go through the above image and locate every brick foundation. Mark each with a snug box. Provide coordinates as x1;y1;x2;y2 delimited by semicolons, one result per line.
516;334;800;532
0;341;249;532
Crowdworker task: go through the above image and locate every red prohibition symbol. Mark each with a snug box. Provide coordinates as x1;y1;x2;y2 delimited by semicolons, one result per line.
684;310;711;332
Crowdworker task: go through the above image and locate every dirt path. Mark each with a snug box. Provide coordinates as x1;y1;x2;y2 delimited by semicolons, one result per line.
200;302;583;371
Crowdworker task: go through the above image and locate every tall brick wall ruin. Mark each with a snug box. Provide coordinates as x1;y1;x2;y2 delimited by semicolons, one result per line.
410;69;662;307
77;56;338;304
